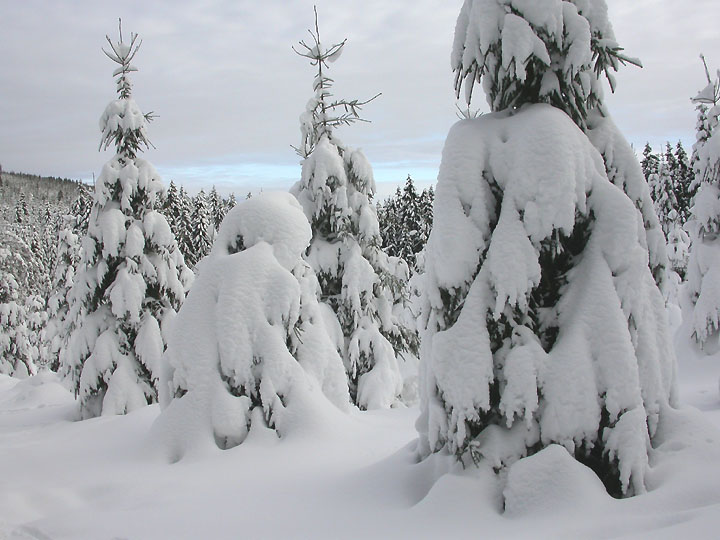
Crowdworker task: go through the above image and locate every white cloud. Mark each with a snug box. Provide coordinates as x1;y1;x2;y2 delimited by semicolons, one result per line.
1;1;718;194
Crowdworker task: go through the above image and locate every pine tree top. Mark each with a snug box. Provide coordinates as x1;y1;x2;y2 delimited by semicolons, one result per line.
292;7;379;158
99;20;155;160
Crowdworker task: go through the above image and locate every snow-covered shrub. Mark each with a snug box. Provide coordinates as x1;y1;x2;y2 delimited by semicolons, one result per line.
157;192;349;455
291;11;416;409
418;0;678;498
63;26;192;418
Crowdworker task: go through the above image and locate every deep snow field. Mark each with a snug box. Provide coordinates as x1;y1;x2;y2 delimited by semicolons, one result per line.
2;307;720;540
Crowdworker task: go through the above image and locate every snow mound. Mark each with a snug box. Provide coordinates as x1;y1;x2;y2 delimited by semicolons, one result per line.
156;192;349;459
0;372;73;412
503;444;609;517
212;191;311;270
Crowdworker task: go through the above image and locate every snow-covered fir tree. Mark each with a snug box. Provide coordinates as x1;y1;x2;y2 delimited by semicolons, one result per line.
70;186;93;233
14;192;29;224
225;192;237;213
648;161;678;238
290;10;416;408
686;56;720;348
174;185;194;266
25;293;49;369
674;141;695;224
157;192;349;455
162;180;182;234
418;0;677;497
208;185;225;233
0;246;36;377
647;154;690;294
189;189;212;266
641;142;659;181
378;176;434;270
45;215;83;371
642;141;695;229
62;24;193;418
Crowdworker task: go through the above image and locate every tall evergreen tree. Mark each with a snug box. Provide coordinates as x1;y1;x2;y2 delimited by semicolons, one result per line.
378;176;435;271
189;189;212;266
0;246;36;377
162;180;182;233
45;215;83;371
641;143;659;181
686;56;720;348
14;192;29;224
419;0;677;497
63;23;193;418
290;9;415;409
649;162;678;238
174;185;194;266
226;192;237;212
70;186;93;233
674;141;695;224
208;185;225;232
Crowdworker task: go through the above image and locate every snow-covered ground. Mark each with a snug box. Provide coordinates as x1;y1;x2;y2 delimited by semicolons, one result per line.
1;315;720;540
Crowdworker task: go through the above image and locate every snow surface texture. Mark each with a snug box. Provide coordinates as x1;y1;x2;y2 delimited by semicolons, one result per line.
0;324;718;539
157;192;350;457
291;135;413;409
418;104;678;495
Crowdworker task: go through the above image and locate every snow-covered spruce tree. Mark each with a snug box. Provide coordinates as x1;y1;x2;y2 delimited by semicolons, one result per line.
674;141;695;225
174;185;195;267
70;186;93;234
225;192;237;213
419;0;677;497
378;187;402;258
648;161;678;238
0;246;36;377
649;158;689;296
156;192;349;455
686;57;720;348
45;215;83;371
189;189;212;266
25;293;49;369
378;176;435;271
161;180;181;234
290;10;416;409
208;185;225;233
63;25;193;418
14;192;29;224
641;143;659;181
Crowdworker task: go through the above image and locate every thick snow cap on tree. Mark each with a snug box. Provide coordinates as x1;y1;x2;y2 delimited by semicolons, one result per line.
452;0;637;130
418;105;678;496
157;192;350;457
451;0;667;292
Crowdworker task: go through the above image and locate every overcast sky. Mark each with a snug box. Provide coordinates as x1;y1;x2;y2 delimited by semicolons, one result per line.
2;1;719;199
